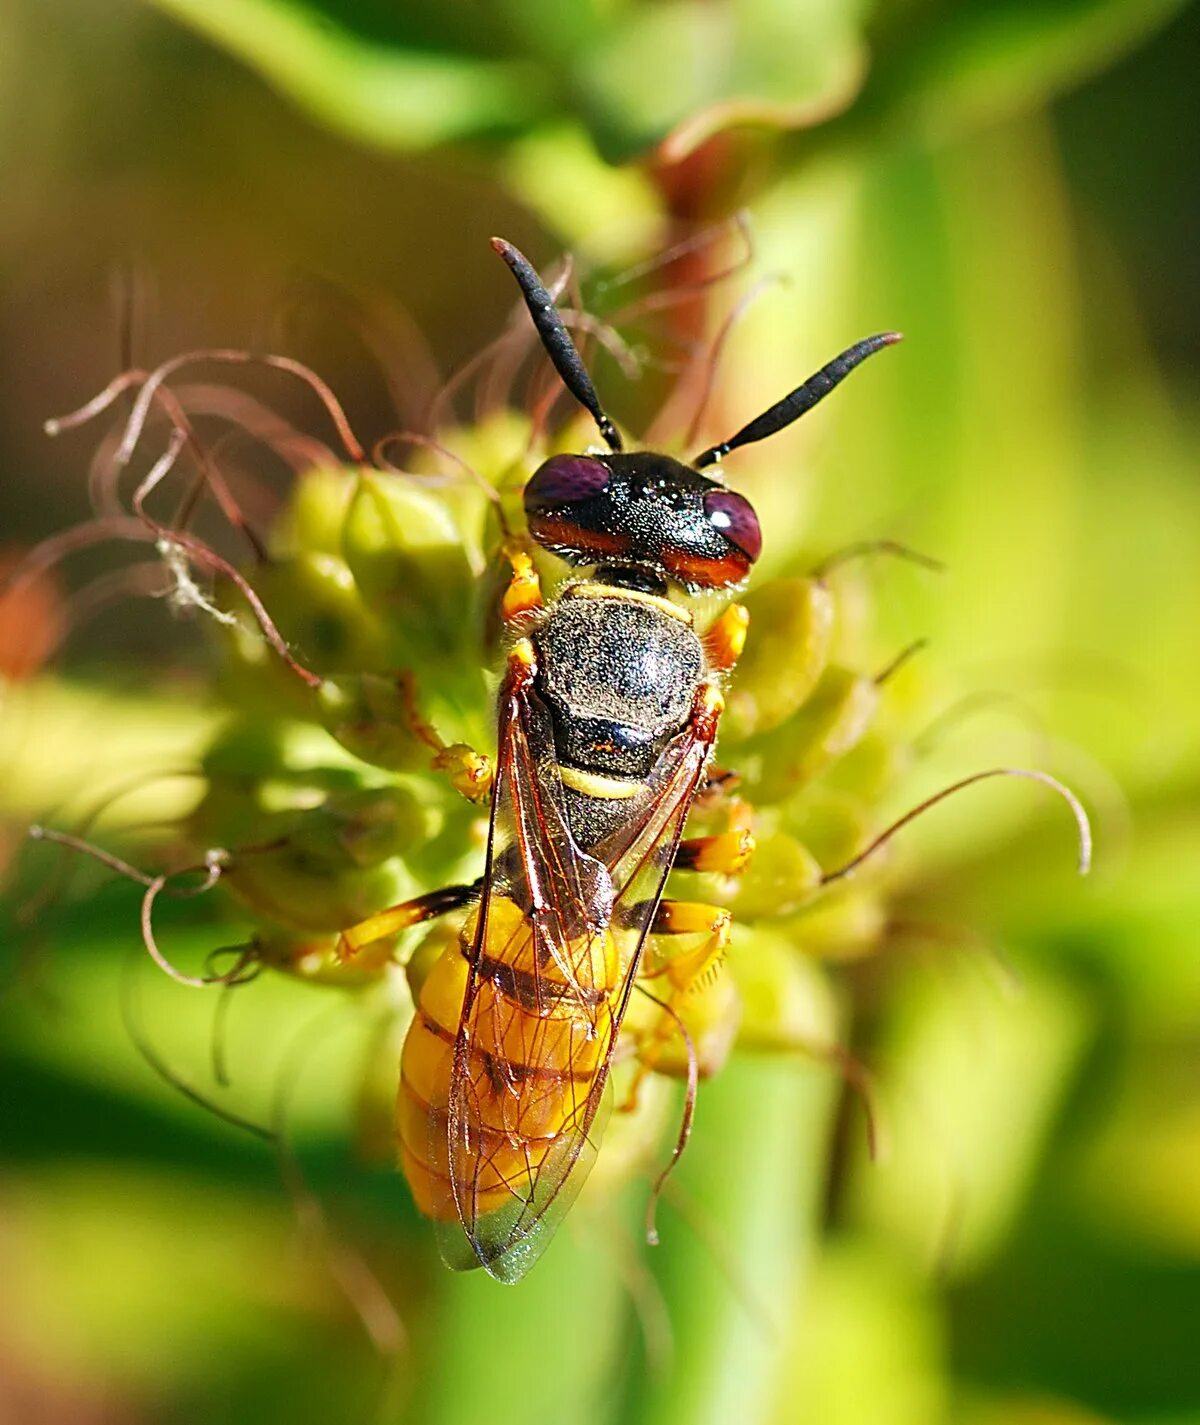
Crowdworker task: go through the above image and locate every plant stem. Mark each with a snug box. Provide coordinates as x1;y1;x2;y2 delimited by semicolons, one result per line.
617;1054;837;1425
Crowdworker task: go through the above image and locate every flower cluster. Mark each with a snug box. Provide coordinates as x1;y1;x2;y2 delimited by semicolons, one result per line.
17;259;1087;1229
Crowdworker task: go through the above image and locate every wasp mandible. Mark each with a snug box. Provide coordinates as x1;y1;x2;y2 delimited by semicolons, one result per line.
339;238;900;1282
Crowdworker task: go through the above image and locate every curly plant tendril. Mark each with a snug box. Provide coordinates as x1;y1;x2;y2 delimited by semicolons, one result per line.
819;766;1093;888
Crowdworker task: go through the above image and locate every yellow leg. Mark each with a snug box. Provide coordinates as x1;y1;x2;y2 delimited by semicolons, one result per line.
337;881;479;963
623;899;735;1106
674;830;753;875
704;602;749;673
500;541;544;622
644;901;732;992
397;671;493;802
674;796;755;875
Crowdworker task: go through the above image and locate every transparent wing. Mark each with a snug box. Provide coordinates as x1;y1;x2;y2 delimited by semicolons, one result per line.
434;657;720;1282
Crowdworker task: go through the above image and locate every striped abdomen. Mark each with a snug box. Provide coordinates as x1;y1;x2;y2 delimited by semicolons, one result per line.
398;895;623;1222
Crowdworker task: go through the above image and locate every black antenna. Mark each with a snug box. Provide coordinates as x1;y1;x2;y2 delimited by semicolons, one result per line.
693;331;902;469
491;237;623;453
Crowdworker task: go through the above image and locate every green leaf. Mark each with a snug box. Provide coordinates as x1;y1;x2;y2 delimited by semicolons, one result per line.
142;0;1188;166
847;961;1094;1275
620;1056;838;1425
576;0;869;163
858;0;1193;138
408;1224;632;1425
145;0;546;149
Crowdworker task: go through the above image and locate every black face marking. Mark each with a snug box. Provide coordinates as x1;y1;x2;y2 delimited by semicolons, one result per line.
592;565;669;596
494;234;900;595
525;450;757;590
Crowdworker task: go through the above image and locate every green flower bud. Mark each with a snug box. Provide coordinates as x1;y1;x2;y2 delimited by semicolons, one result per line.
785;665;880;780
786;889;890;961
192;719;392;845
730;825;823;921
822;726;914;804
341;472;482;677
283;786;434;867
780;794;876;875
268;467;357;560
723;577;835;741
193;720;434;935
223;843;415;937
738;665;879;802
726;925;838;1052
215;549;388;718
316;674;434;773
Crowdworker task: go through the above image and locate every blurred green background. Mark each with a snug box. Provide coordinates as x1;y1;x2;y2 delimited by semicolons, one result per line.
1;1;1198;1422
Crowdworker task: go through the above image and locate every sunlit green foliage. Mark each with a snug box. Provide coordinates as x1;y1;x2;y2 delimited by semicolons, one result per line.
1;1;1197;1423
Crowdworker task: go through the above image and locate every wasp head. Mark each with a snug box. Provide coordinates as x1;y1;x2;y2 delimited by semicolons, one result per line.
494;235;899;596
524;451;761;591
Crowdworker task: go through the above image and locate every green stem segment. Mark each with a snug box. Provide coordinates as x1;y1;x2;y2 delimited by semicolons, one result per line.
408;1056;835;1425
620;1056;837;1425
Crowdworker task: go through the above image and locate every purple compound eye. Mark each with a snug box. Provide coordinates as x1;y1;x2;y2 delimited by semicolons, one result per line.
703;489;762;563
524;454;611;512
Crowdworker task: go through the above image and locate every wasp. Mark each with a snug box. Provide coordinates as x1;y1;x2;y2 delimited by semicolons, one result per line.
338;238;900;1282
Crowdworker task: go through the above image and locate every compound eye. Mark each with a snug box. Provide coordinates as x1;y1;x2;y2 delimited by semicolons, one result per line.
524;454;611;513
703;489;762;563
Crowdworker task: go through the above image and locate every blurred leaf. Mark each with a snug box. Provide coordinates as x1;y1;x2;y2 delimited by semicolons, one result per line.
907;793;1200;1028
575;0;868;163
145;0;547;149
0;1162;405;1421
1072;1040;1200;1258
956;1397;1118;1425
1;1166;311;1386
855;0;1194;140
144;0;870;164
340;471;480;678
0;679;213;828
0;901;369;1142
407;1225;631;1425
620;1056;837;1425
783;1241;947;1425
141;0;1193;172
949;1179;1200;1417
849;962;1094;1275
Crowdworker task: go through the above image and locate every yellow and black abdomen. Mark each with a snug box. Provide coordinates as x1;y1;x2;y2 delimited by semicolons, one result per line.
397;586;702;1231
398;895;623;1223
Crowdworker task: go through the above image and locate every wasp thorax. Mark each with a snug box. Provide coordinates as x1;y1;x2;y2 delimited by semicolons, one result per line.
524;450;761;591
